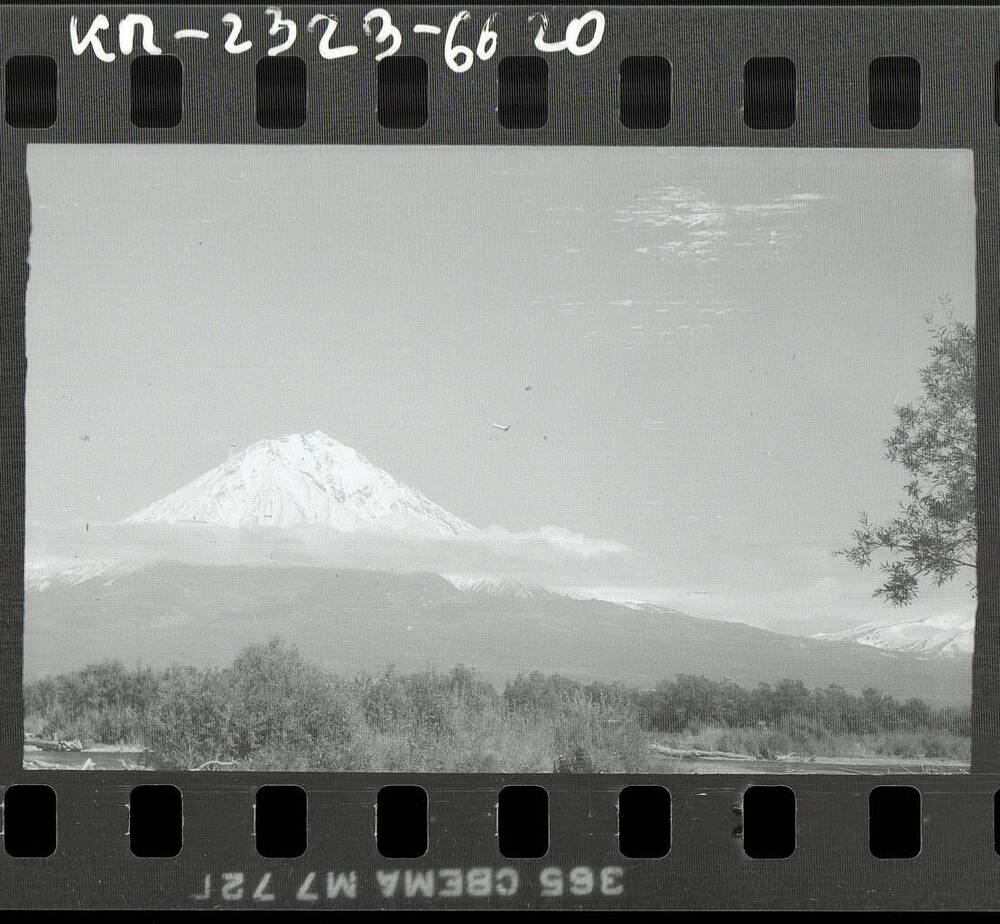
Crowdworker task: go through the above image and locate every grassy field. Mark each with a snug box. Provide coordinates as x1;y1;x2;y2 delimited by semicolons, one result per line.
23;639;970;772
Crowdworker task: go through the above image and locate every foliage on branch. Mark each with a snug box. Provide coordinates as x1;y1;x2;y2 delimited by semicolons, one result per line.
841;313;975;605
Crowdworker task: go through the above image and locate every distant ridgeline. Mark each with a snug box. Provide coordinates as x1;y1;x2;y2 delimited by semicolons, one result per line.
23;640;971;772
23;562;971;707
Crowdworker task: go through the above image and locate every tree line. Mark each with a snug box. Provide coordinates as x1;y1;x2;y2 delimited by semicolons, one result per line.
23;639;969;770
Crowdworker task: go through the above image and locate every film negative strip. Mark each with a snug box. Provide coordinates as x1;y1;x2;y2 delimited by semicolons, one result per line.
1;1;999;911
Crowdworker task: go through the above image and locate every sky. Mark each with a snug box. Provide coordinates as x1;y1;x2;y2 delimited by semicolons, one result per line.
24;144;976;635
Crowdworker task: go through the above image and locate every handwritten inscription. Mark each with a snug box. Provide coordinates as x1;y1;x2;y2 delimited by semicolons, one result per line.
69;9;606;72
191;866;623;902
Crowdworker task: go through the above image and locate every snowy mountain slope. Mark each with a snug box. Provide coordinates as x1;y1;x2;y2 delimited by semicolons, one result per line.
442;574;558;600
814;613;973;659
121;431;475;537
25;557;137;592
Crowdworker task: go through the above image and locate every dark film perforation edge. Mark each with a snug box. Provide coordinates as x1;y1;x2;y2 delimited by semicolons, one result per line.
4;55;57;129
498;55;548;129
130;54;183;128
377;55;428;129
619;55;671;129
869;56;921;130
743;56;795;130
256;56;307;129
376;786;428;859
255;785;307;859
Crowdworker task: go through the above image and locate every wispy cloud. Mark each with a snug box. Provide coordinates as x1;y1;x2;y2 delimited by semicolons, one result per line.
26;518;633;595
525;185;832;350
612;186;832;265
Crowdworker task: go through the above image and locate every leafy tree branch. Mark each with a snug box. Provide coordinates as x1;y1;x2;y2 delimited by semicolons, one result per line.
840;309;975;605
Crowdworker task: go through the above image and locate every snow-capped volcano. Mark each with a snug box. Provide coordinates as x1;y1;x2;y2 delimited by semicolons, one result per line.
122;431;475;537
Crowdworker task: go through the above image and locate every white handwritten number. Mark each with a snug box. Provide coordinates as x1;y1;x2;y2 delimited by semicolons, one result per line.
477;13;499;62
563;11;605;56
266;8;297;56
70;14;115;61
444;11;474;73
530;9;605;56
444;11;500;73
362;8;402;61
308;14;359;60
222;13;252;55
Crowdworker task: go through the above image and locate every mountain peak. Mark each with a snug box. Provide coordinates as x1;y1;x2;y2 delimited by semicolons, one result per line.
251;430;353;454
444;574;556;600
122;433;475;536
277;430;339;446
